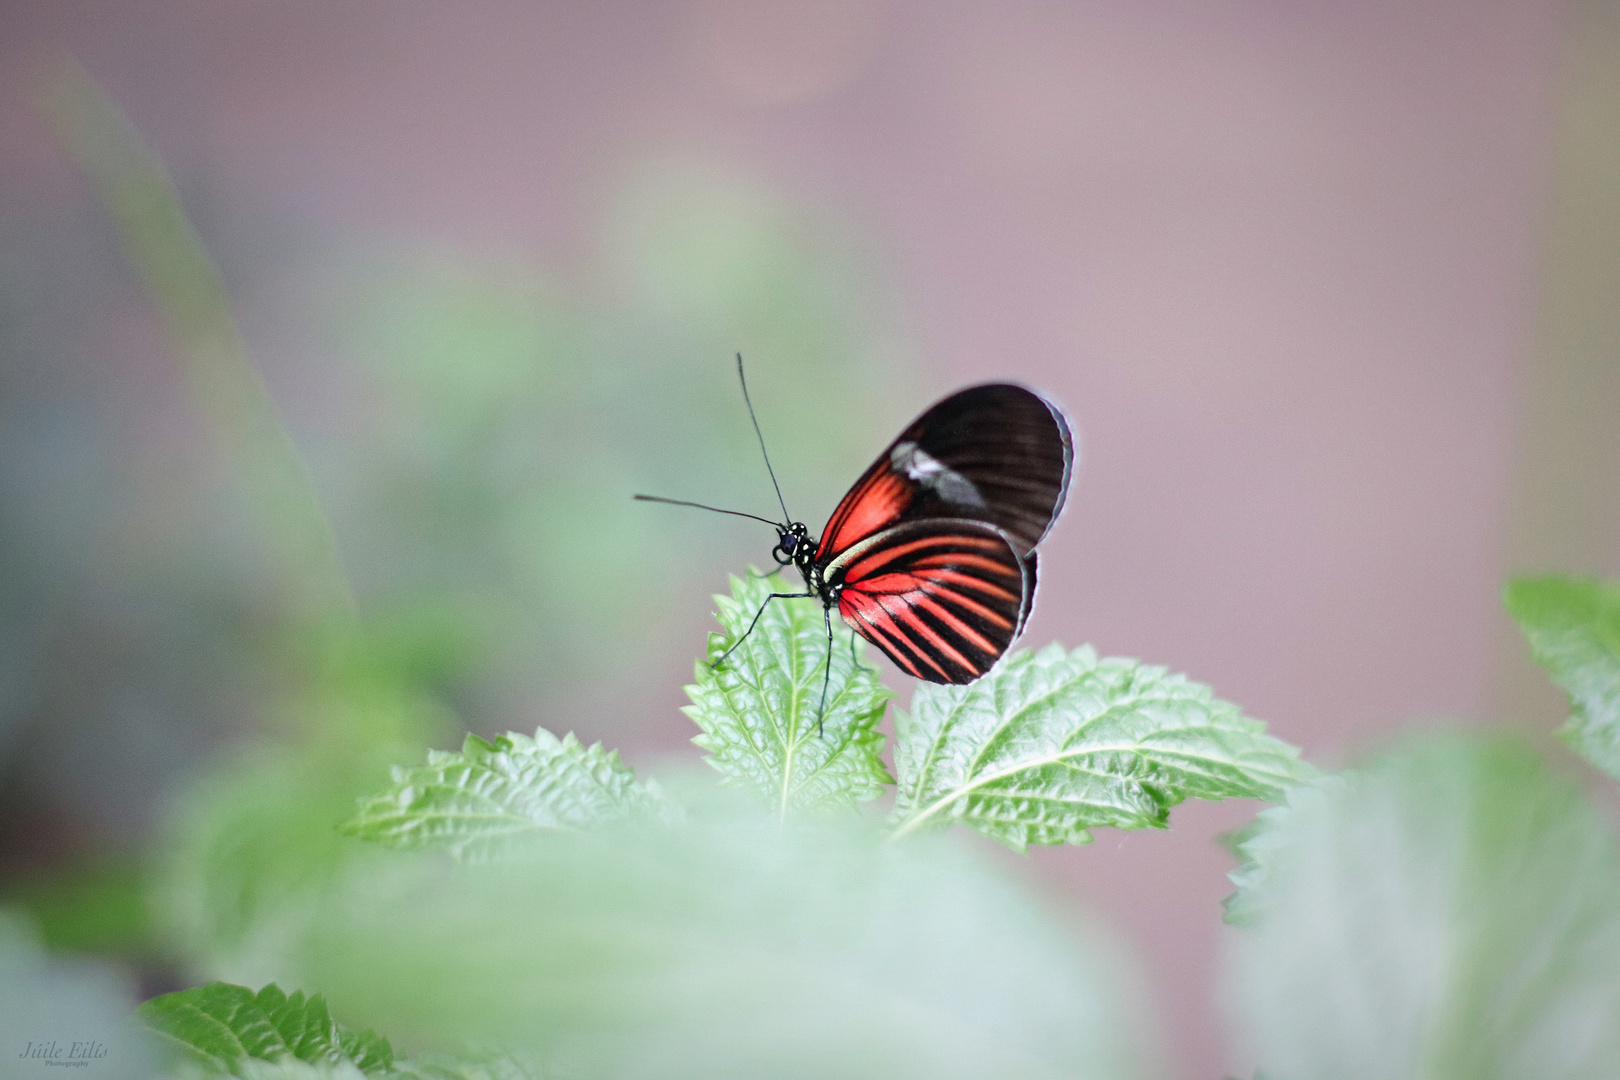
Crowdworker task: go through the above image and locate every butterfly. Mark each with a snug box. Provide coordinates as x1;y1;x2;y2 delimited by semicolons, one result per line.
638;356;1073;728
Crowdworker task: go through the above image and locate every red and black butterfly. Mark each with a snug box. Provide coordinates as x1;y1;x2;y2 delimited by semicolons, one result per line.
638;357;1073;726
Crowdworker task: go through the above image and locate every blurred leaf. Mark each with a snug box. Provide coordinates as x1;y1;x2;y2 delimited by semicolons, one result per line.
267;803;1161;1080
345;261;571;425
1220;776;1350;928
683;572;892;817
0;909;151;1078
135;982;392;1078
303;600;489;697
1222;733;1620;1080
2;860;153;958
890;643;1311;850
343;729;675;860
153;744;404;978
221;1062;369;1080
1503;575;1620;780
279;604;476;749
390;1049;547;1080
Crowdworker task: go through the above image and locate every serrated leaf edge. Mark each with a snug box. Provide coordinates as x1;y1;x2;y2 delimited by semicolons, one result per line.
890;644;1311;844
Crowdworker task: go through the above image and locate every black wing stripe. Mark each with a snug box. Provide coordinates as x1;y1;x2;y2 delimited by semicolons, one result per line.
877;592;979;677
849;607;926;679
830;520;1028;685
911;593;999;655
904;573;1014;629
844;589;949;680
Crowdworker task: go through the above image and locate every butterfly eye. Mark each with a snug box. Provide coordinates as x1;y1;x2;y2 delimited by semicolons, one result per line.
779;534;797;554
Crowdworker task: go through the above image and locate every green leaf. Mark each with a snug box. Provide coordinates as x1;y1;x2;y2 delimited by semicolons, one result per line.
209;1061;368;1080
1;859;154;958
270;804;1163;1080
683;572;893;816
390;1049;547;1080
1221;775;1349;928
889;643;1312;850
1222;733;1620;1080
133;982;392;1078
1504;575;1620;780
343;728;673;860
153;745;404;976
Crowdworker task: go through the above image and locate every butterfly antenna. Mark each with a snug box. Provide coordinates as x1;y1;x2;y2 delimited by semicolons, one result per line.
632;494;782;528
736;354;793;525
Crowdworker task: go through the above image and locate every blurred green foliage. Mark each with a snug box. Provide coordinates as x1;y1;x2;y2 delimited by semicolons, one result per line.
1223;733;1620;1080
2;862;152;958
1504;575;1620;780
178;805;1160;1080
38;60;353;625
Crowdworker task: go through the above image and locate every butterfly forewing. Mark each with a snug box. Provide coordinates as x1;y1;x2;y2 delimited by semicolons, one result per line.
816;383;1072;563
827;519;1029;684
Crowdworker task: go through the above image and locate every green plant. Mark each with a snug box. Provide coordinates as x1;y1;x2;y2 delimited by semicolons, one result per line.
116;571;1305;1079
1213;573;1620;1080
17;67;1620;1080
110;571;1620;1080
1502;575;1620;781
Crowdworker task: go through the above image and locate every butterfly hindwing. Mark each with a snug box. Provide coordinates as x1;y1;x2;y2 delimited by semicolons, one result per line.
815;383;1072;563
1016;550;1038;636
826;519;1029;684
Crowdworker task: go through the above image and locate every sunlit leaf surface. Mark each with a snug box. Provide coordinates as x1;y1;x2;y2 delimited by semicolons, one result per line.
890;643;1311;850
684;572;893;817
344;728;674;860
135;982;393;1078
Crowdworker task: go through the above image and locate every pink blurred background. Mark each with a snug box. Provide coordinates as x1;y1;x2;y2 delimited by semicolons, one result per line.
3;1;1608;1076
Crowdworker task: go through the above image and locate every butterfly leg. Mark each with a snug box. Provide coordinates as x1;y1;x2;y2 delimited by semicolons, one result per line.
710;591;814;670
848;624;876;675
816;603;834;738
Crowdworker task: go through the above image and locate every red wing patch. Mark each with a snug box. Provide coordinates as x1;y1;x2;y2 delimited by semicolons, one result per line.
827;520;1028;684
816;467;913;562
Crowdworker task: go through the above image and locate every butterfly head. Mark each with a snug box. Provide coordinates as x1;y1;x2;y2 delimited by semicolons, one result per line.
772;521;813;568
